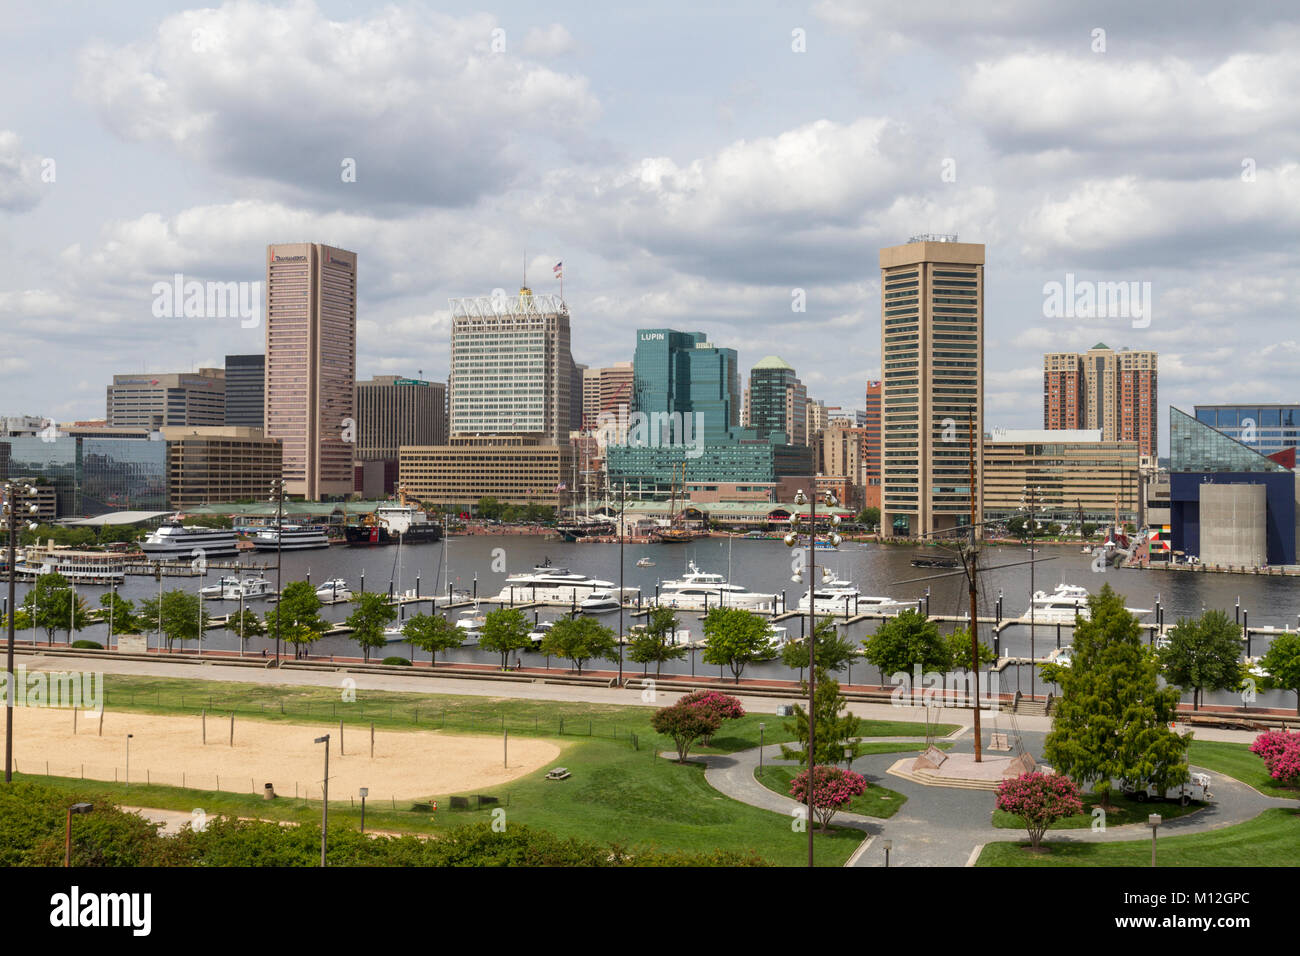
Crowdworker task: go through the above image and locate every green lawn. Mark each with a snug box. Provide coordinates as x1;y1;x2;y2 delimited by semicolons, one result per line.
992;790;1205;830
753;762;910;818
977;807;1300;866
1188;740;1300;800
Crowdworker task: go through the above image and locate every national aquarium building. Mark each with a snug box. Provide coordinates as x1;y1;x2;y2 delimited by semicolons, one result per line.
604;330;813;494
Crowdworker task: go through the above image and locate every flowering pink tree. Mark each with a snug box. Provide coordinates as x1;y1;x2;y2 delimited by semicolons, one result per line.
995;772;1084;849
787;766;868;831
651;703;722;763
678;690;746;746
1250;731;1300;787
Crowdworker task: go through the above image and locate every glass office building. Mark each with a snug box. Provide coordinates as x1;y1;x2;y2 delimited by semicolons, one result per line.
1193;404;1300;457
0;435;168;517
1173;407;1290;473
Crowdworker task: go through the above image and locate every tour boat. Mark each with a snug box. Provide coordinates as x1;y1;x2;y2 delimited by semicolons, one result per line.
654;561;775;611
142;518;240;558
252;524;330;551
18;546;128;584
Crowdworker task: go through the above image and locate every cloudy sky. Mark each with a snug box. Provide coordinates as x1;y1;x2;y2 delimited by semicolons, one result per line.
4;0;1299;454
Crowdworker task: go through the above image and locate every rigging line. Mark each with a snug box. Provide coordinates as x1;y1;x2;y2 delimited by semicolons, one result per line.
890;555;1059;587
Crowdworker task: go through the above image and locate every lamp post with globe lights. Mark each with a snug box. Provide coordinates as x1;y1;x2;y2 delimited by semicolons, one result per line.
784;486;841;868
3;481;41;783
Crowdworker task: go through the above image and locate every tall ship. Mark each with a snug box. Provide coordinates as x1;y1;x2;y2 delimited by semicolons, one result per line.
141;518;240;558
252;524;330;551
556;514;616;541
492;557;637;604
345;501;442;547
654;561;775;611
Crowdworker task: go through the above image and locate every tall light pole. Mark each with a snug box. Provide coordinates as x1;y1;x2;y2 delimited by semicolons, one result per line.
315;734;330;866
270;478;285;666
3;481;39;783
1021;485;1041;700
786;486;840;868
617;482;626;685
125;733;133;786
64;802;93;866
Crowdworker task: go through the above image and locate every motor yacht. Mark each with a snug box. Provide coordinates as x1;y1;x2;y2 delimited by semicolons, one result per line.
654;561;775;611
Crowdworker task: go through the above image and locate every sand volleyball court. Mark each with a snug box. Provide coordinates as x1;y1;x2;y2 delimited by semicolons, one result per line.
15;706;561;801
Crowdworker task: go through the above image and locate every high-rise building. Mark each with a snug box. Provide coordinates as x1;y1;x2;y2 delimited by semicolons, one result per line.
224;354;265;429
863;380;882;511
1043;344;1157;458
805;400;827;447
264;242;357;500
747;356;807;446
581;362;634;431
447;287;572;443
879;235;984;538
982;428;1140;525
162;426;283;508
106;369;225;429
355;375;447;461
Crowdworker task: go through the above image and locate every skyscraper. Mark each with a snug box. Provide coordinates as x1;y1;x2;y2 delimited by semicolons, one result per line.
879;235;984;538
107;369;225;429
747;356;806;445
1043;344;1158;458
863;380;882;511
224;354;265;429
355;375;447;460
264;242;357;500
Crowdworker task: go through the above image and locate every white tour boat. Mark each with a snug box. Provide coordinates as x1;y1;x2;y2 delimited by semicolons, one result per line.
18;546;128;584
142;518;240;558
252;524;330;551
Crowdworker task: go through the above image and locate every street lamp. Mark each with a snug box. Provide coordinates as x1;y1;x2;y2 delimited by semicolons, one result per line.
1020;485;1041;700
125;734;133;786
758;722;765;770
64;802;93;866
1148;812;1161;867
270;479;286;666
3;481;40;783
315;734;330;866
883;839;892;867
786;486;840;868
359;786;368;834
617;482;627;685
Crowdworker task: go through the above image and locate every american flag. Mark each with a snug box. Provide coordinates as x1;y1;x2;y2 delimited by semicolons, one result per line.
555;482;567;491
553;261;563;278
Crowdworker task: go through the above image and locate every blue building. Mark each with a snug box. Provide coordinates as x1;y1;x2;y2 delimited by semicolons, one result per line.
1194;404;1300;457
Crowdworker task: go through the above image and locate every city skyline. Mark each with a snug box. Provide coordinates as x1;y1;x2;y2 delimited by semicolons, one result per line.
6;2;1300;456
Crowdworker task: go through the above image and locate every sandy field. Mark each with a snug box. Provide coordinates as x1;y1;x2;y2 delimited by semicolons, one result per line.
14;706;561;801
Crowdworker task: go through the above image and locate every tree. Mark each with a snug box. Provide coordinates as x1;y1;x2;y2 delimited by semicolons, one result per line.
1249;731;1300;788
345;591;397;663
626;606;686;676
1006;515;1028;538
1043;585;1188;807
22;573;88;644
476;497;504;521
651;703;720;763
402;613;463;666
995;772;1084;849
676;690;745;746
540;617;618;675
1158;610;1244;710
700;607;775;684
946;626;996;673
479;607;531;669
788;766;868;831
265;581;329;659
862;609;950;681
781;666;861;767
780;617;859;679
1259;632;1300;715
225;608;265;649
140;590;209;651
99;591;142;637
856;506;880;530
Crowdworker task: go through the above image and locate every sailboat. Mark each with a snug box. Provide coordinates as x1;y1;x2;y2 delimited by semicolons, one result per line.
650;462;702;543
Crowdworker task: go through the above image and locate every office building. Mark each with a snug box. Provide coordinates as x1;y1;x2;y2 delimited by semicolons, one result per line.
106;369;225;429
806;400;828;446
162;426;283;508
447;287;573;444
1192;404;1300;458
224;354;265;428
355;375;447;460
265;242;357;500
982;428;1140;525
1043;344;1158;458
0;434;168;516
581;362;634;430
879;235;984;538
746;356;807;446
399;437;574;508
863;381;882;510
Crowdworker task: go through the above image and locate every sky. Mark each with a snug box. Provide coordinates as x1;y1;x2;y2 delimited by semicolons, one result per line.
3;0;1299;455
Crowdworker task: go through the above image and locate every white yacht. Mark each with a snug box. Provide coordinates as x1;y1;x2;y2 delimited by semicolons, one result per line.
493;558;636;605
200;576;272;600
315;579;351;602
654;561;775;611
528;620;555;644
252;524;330;551
795;573;900;615
1021;584;1150;623
580;590;621;613
142;518;240;558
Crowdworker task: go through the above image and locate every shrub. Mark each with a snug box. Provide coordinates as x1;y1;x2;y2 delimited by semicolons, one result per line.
381;656;412;666
1250;731;1300;787
787;766;868;831
71;640;103;650
995;772;1084;849
677;690;745;745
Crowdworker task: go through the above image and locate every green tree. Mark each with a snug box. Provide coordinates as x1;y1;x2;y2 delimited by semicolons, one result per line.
476;497;504;521
701;607;775;684
946;626;996;673
225;607;266;649
780;617;859;679
1259;632;1300;715
1158;610;1244;711
651;703;720;763
1043;585;1188;807
479;607;531;669
539;617;618;675
856;506;880;530
862;609;950;680
780;666;862;767
402;613;464;666
626;605;686;677
265;580;330;659
22;573;88;644
345;591;397;663
140;589;209;651
99;591;142;637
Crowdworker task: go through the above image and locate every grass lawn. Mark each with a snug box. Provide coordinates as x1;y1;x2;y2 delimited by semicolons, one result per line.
977;807;1300;866
1188;740;1300;800
992;790;1205;830
753;761;911;818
